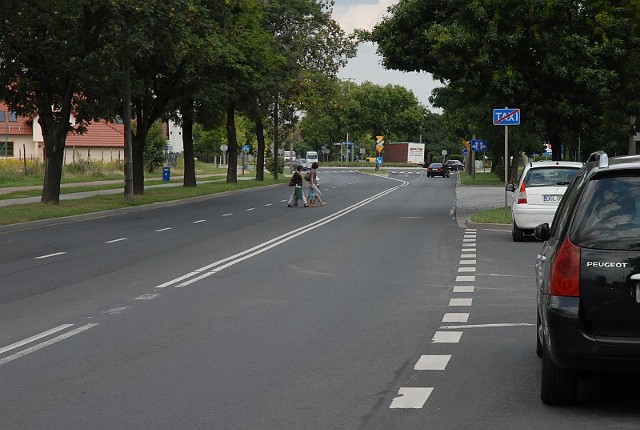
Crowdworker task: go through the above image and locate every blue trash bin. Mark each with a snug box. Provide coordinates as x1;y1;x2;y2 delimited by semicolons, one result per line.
162;166;170;181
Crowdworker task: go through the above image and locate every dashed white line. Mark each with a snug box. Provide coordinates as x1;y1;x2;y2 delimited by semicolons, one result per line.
193;220;207;224
449;298;473;306
246;208;255;211
453;286;475;293
390;387;434;409
35;252;66;260
432;331;463;343
457;267;475;272
105;238;127;244
459;259;476;265
414;355;451;371
222;213;233;217
456;275;475;282
442;313;469;323
156;227;172;232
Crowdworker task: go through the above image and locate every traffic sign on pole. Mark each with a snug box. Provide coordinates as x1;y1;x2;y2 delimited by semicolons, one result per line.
493;108;520;126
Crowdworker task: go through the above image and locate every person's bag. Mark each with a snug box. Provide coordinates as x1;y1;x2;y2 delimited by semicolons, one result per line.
288;176;295;187
294;186;303;199
304;172;311;182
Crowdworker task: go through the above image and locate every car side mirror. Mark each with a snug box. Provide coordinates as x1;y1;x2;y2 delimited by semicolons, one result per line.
534;223;551;241
505;183;515;192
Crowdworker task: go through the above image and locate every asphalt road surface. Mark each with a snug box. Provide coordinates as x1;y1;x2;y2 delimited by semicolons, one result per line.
1;169;639;429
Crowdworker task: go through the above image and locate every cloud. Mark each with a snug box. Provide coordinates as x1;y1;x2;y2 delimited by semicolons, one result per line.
333;1;442;111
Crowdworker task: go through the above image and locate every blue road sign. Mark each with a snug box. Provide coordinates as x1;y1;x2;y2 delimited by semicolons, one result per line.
376;157;383;165
471;139;488;151
493;108;520;126
242;144;250;152
461;148;468;156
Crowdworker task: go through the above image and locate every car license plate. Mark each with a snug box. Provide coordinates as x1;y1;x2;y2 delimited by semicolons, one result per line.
543;194;562;202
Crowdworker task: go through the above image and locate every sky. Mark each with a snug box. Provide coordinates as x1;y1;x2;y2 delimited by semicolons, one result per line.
332;0;442;112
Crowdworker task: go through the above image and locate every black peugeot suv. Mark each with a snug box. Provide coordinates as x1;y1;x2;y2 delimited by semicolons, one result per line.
535;151;640;405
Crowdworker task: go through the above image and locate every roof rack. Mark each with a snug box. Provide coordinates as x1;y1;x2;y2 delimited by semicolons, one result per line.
586;151;609;168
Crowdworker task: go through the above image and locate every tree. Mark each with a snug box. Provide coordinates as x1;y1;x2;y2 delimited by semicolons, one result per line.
367;0;638;161
0;1;114;203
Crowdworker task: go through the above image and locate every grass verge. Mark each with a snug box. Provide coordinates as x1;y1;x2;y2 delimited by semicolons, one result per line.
0;177;286;227
470;207;512;224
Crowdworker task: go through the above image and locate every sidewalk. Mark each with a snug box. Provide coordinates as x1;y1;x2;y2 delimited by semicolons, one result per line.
455;182;511;230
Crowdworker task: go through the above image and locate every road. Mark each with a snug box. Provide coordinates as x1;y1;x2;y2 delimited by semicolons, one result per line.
1;170;639;429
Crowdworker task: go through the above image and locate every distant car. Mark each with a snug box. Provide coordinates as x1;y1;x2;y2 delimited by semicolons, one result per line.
534;151;640;405
505;160;583;241
425;162;450;178
445;160;464;171
293;158;310;170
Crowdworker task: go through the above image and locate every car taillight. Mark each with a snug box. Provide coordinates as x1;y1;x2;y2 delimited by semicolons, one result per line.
550;238;580;297
517;181;527;204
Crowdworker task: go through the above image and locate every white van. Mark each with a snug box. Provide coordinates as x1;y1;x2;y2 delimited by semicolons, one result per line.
306;151;318;164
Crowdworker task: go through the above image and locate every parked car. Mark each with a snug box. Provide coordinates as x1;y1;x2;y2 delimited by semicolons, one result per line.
506;160;583;241
445;160;465;171
535;151;640;405
425;162;450;178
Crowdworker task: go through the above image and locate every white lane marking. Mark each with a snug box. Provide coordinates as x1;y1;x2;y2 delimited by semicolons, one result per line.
432;331;463;343
442;313;469;323
461;253;476;258
464;235;476;238
449;298;473;306
0;324;98;367
156;227;172;232
105;238;127;244
35;252;66;260
390;387;434;409
134;293;160;300
453;286;474;293
456;275;475;282
155;185;405;289
440;323;534;330
415;355;451;371
264;203;273;207
103;306;129;315
463;239;476;243
0;324;74;355
193;220;207;224
462;243;475;247
246;208;255;211
457;267;475;272
459;259;476;265
222;213;233;217
401;216;421;219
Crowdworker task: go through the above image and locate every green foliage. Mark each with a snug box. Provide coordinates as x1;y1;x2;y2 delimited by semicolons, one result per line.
144;122;167;173
264;156;284;175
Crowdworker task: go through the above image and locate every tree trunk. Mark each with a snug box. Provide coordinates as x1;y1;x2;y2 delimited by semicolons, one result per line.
547;123;561;161
182;118;196;187
255;117;265;181
273;98;279;180
226;105;238;183
122;53;134;200
40;134;65;204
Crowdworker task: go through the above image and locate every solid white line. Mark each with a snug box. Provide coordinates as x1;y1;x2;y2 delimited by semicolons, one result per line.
155;227;172;232
154;184;405;289
0;324;74;355
105;238;127;244
415;355;451;371
35;252;66;260
0;324;98;367
389;387;434;409
439;323;534;330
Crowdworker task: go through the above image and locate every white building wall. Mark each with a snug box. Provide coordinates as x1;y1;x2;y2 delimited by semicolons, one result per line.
168;120;183;153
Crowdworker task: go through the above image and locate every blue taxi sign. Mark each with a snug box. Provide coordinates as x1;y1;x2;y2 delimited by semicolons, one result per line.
493;108;520;126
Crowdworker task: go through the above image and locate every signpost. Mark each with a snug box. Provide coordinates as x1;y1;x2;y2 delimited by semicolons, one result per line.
493;108;521;211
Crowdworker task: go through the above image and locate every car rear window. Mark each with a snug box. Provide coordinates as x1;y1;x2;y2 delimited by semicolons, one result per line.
572;176;640;250
524;167;580;187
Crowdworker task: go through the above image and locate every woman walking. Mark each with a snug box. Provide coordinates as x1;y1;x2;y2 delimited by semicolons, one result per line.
308;161;325;206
